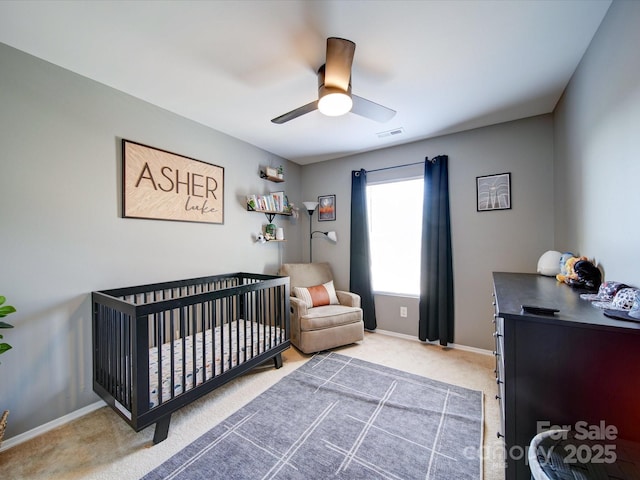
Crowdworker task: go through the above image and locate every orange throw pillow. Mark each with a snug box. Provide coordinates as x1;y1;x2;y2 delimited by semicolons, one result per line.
293;281;339;308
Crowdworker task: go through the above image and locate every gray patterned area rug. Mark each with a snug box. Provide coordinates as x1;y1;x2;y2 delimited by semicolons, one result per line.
143;352;483;480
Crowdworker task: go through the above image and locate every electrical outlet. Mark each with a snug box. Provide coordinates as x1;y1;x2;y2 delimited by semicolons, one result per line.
400;306;408;318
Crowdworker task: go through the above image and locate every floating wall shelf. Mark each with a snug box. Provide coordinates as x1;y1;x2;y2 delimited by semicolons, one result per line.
247;206;292;223
260;171;285;183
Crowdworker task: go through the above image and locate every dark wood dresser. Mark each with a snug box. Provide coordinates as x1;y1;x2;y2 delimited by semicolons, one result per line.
492;272;640;480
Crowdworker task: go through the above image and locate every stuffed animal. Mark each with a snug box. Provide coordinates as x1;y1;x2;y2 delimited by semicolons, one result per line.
559;252;575;276
556;255;587;283
556;256;601;291
567;259;602;292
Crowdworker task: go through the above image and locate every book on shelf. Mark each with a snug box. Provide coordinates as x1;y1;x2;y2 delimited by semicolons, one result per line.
247;192;289;213
272;191;284;212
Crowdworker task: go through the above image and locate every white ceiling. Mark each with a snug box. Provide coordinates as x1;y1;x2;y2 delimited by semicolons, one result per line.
0;0;611;165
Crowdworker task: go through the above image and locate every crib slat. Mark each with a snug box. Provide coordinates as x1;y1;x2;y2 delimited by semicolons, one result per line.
180;306;186;397
191;303;197;392
156;311;163;407
226;294;232;373
214;295;219;376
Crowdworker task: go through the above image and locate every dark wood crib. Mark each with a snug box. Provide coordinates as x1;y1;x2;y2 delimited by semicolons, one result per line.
92;272;290;444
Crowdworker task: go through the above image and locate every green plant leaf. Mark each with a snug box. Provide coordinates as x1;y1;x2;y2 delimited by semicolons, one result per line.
0;305;16;318
0;296;15;358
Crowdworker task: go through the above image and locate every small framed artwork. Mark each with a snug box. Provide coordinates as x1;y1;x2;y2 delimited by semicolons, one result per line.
318;194;336;221
476;173;511;212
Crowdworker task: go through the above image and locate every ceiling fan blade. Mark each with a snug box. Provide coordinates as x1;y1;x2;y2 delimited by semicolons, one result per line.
271;100;319;124
351;95;396;123
325;37;355;90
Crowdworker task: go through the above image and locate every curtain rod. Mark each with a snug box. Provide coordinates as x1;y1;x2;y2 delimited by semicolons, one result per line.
367;160;425;173
360;156;443;174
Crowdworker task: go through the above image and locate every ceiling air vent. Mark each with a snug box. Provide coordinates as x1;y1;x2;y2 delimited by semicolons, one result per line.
376;127;404;139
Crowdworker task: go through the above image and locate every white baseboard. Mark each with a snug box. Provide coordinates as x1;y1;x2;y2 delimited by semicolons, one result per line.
374;328;493;356
0;400;106;452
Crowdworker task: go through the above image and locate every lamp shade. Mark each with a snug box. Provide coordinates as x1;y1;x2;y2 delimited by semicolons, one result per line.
312;230;338;242
303;201;319;213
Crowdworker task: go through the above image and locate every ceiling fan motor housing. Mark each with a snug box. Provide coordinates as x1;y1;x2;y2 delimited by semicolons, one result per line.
317;64;352;94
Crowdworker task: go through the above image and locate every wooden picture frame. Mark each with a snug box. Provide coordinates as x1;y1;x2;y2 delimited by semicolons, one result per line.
476;172;511;212
318;194;336;221
122;139;224;224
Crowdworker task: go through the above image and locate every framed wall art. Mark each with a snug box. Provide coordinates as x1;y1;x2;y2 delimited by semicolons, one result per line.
122;139;224;224
318;194;336;221
476;172;511;212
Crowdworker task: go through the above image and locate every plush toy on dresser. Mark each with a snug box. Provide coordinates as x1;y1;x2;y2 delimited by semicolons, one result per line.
556;255;585;283
556;254;602;292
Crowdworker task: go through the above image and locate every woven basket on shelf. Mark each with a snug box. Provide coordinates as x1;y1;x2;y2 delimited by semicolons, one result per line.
0;410;8;446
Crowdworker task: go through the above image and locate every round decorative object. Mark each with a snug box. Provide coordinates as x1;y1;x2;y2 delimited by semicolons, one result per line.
537;250;562;276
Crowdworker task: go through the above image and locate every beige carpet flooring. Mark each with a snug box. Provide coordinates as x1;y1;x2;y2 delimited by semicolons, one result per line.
0;332;505;480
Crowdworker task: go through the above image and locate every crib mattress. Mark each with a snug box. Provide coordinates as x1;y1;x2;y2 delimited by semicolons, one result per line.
148;320;282;408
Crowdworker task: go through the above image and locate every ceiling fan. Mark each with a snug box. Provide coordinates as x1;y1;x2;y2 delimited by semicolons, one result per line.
271;37;396;124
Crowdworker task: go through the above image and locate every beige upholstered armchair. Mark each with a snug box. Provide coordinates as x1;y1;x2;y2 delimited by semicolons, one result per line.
279;262;364;354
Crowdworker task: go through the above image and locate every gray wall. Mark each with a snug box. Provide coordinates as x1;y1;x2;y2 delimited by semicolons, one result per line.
554;0;640;286
301;115;555;351
0;43;303;439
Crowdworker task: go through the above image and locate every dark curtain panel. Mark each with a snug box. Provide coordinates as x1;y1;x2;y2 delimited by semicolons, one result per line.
350;169;377;330
419;155;454;345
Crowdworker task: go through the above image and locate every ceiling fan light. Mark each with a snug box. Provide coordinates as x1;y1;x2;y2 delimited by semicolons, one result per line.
318;91;353;117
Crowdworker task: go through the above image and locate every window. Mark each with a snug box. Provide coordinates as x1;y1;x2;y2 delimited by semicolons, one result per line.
367;178;423;296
